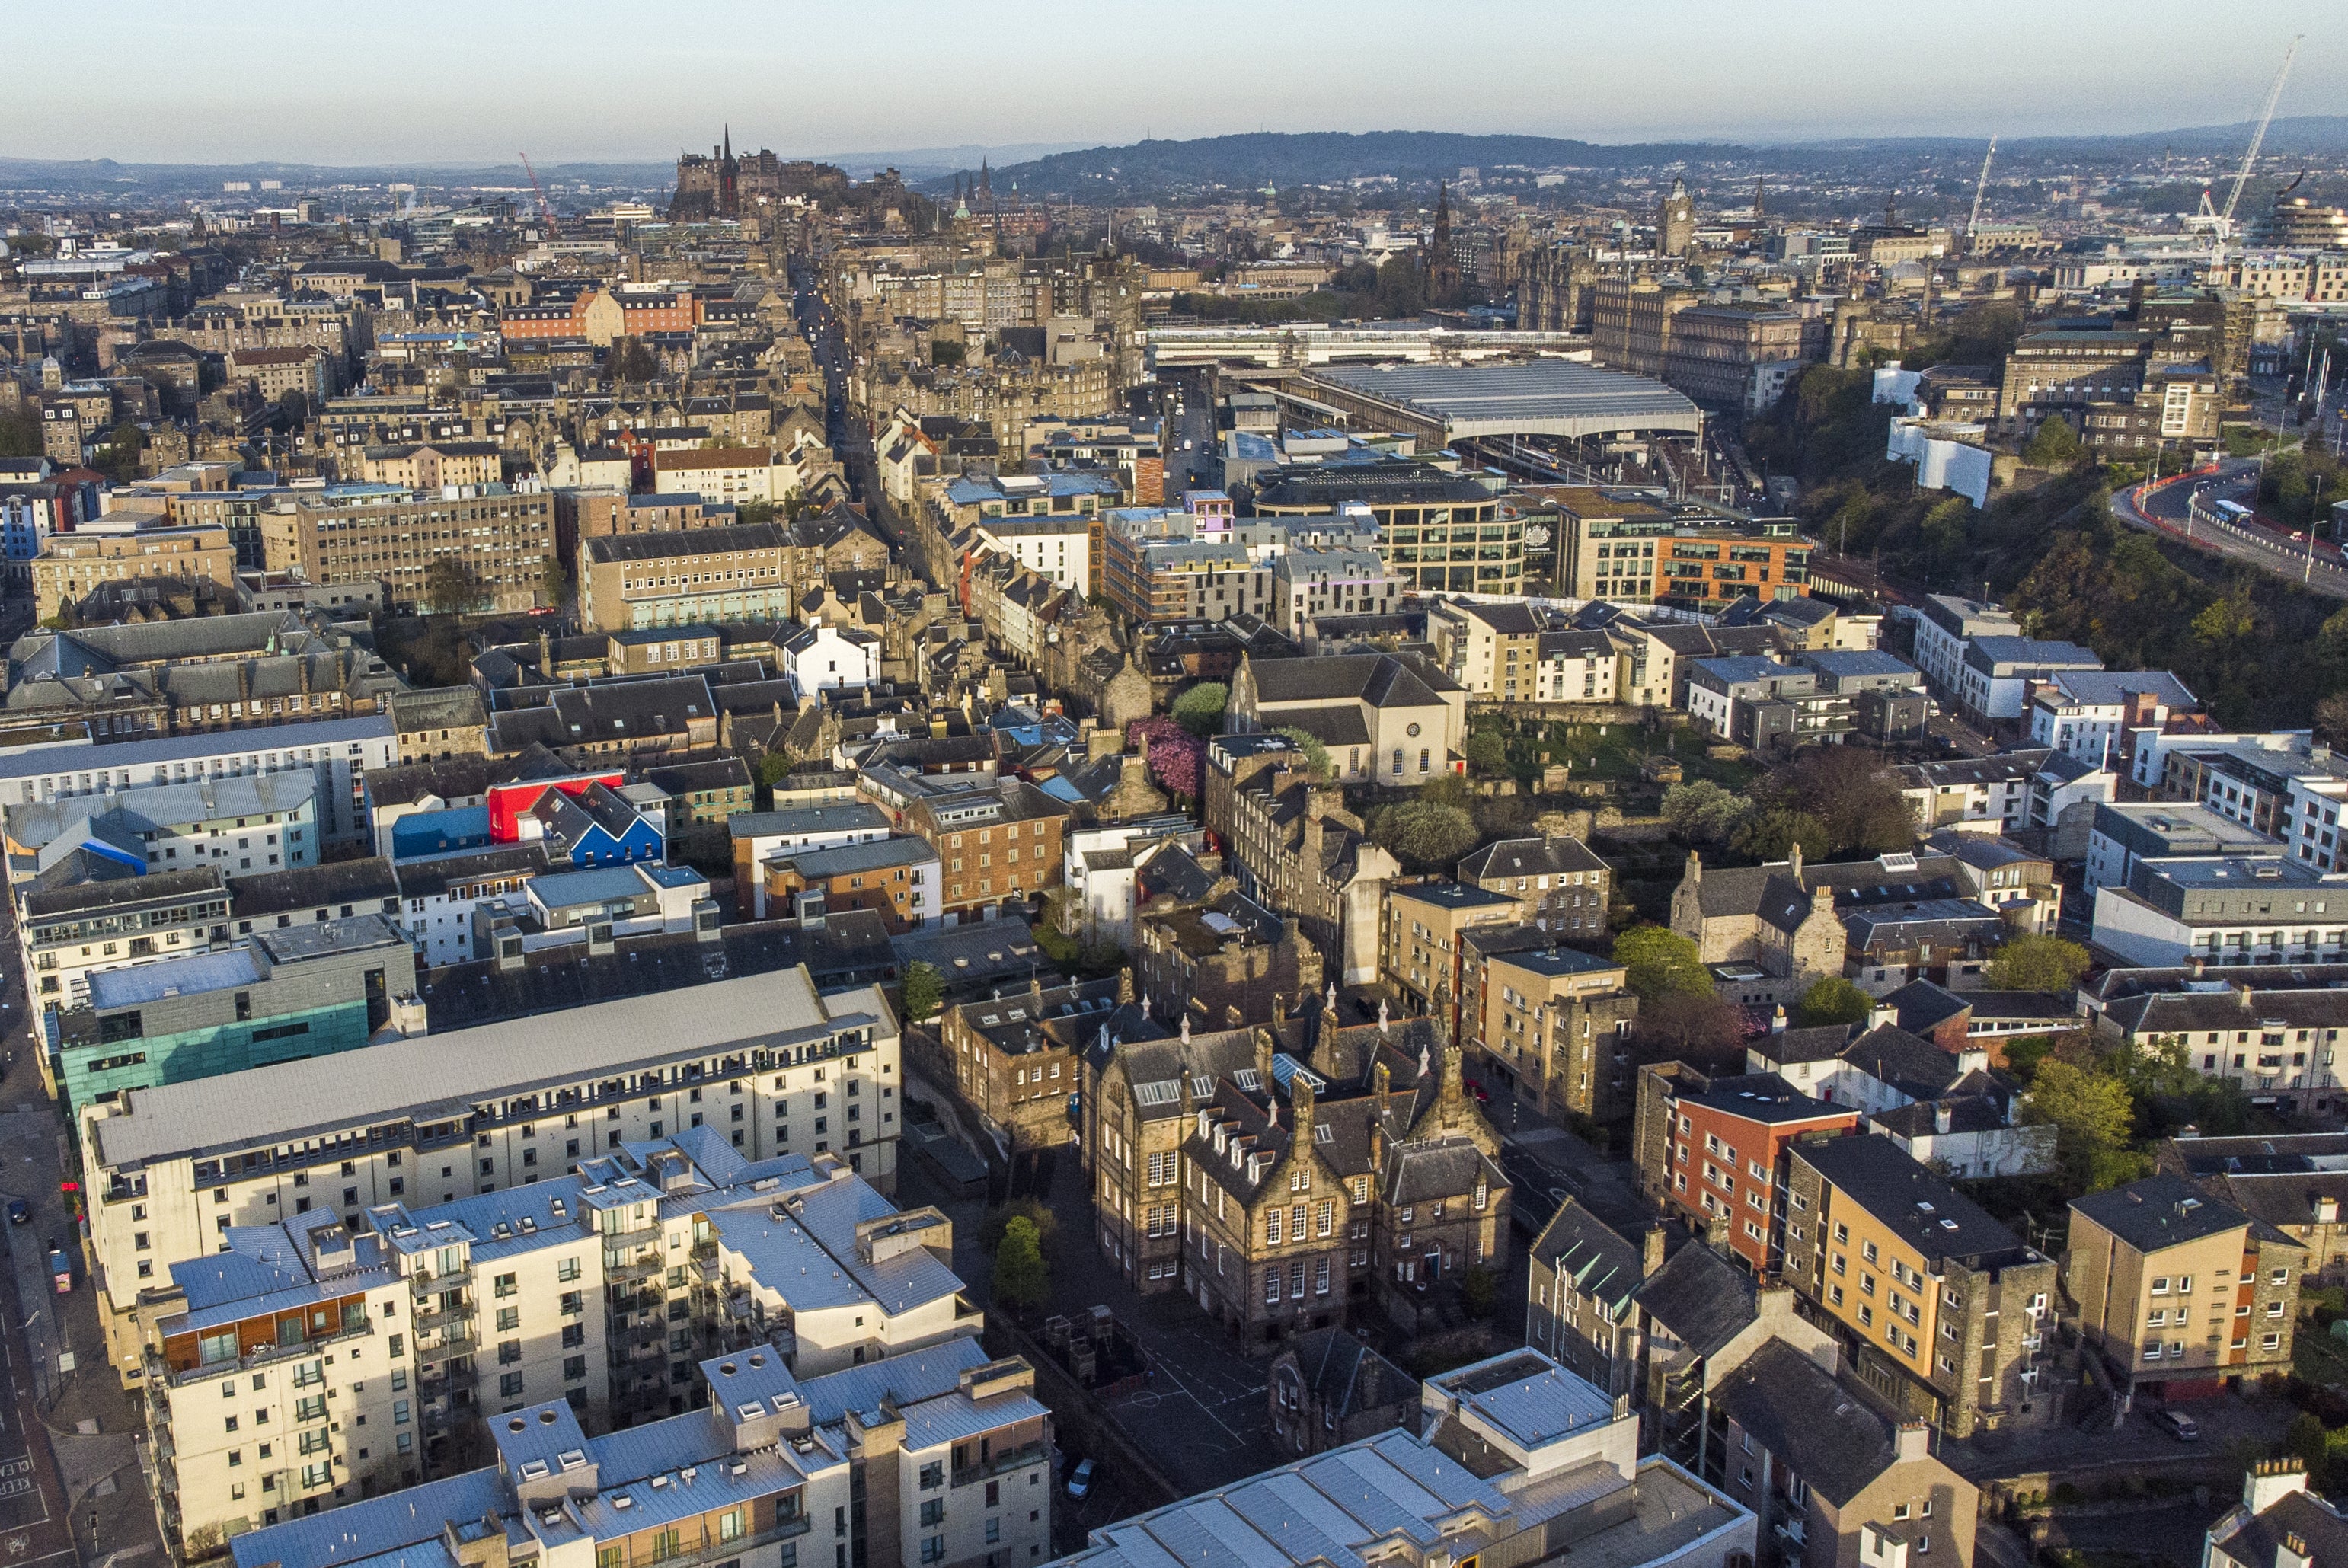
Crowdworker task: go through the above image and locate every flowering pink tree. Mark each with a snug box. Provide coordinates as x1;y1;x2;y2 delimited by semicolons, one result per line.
1128;715;1203;800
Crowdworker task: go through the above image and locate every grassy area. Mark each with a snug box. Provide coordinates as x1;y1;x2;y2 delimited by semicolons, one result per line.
1468;715;1758;797
2295;1323;2348;1388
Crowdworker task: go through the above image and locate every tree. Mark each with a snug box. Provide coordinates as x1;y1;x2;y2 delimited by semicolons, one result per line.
979;1197;1059;1257
901;961;944;1024
276;388;310;427
1631;992;1746;1061
1458;1264;1497;1319
538;554;572;610
1612;925;1712;1001
1987;933;2091;994
991;1215;1050;1310
609;337;659;383
1273;726;1332;781
1462;730;1509;775
1730;807;1829;864
422;557;487;618
2024;416;2081;467
1171;682;1228;739
1661;781;1751;845
1128;715;1203;800
1372;800;1479;870
735;500;778;526
2026;1058;2142;1193
1756;748;1914;856
1794;976;1874;1028
0;410;38;459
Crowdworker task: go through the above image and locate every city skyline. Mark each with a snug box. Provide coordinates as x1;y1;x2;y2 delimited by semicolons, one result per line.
5;0;2338;166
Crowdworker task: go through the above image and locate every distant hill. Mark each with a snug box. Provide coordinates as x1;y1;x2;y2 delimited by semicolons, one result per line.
925;131;1750;200
936;121;2348;201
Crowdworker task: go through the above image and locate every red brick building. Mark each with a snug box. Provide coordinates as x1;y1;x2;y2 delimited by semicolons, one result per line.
1631;1063;1859;1274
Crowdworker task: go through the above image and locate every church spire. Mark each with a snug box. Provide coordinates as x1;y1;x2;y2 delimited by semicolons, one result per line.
723;124;732;162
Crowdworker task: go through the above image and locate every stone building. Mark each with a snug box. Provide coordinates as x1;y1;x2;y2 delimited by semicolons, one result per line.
1205;733;1400;985
1134;892;1323;1036
1267;1328;1420;1458
938;972;1146;1155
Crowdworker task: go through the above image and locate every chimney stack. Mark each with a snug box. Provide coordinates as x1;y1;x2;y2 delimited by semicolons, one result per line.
1643;1225;1669;1278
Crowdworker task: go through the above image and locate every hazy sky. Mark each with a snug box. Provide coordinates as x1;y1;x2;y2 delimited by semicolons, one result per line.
7;1;2340;165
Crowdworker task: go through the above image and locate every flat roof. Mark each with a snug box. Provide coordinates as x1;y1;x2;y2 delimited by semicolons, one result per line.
93;966;883;1170
1305;361;1703;440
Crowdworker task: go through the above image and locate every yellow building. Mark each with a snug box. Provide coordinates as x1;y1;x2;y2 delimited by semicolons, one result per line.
2068;1174;2305;1400
1784;1133;2059;1437
30;524;239;618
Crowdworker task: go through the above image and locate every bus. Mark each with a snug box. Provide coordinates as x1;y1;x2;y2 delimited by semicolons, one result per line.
2210;499;2255;527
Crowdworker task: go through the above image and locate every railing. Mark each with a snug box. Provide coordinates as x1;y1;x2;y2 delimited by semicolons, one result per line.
422;1326;479;1356
414;1303;474;1334
412;1266;474;1296
606;1257;665;1283
599;1222;663;1252
952;1438;1050;1488
151;1319;375;1388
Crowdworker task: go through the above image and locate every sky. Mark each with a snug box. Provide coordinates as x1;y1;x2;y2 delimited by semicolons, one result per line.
4;0;2341;167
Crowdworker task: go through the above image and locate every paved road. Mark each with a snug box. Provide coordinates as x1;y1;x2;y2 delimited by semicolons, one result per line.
1158;371;1218;497
2116;458;2348;599
0;851;164;1568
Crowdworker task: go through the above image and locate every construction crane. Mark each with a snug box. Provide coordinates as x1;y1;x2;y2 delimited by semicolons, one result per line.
518;151;557;234
1966;136;1998;250
2219;37;2299;246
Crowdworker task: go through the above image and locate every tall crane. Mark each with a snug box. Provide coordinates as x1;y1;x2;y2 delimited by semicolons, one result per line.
1966;136;1998;250
2219;37;2299;244
518;152;557;233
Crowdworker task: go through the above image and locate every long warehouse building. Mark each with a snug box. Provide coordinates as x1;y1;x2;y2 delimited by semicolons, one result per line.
1297;360;1704;448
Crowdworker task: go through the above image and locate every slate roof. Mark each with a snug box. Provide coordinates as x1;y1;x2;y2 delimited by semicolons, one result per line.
1285;1327;1418;1423
1633;1240;1755;1359
2211;1488;2348;1568
1530;1200;1650;1318
1795;1133;2030;1265
1712;1339;1902;1506
1247;651;1461;707
2072;1174;2270;1256
1457;836;1608;883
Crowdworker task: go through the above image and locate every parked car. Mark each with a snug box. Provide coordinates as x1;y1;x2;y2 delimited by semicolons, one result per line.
2150;1409;2200;1442
1065;1458;1095;1500
5;1198;27;1225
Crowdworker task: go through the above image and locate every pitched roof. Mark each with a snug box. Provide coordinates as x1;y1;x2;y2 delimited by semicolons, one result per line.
1712;1340;1905;1506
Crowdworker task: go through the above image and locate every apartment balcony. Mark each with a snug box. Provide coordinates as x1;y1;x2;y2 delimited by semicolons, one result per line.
423;1325;479;1356
420;1364;478;1400
413;1301;474;1335
147;1320;375;1388
605;1256;665;1284
411;1266;474;1297
600;1222;663;1253
952;1438;1051;1488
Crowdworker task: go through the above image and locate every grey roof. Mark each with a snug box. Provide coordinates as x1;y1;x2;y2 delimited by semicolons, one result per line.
2211;1487;2348;1568
19;864;225;921
580;521;790;563
1794;1133;2028;1264
232;856;401;918
0;714;395;784
1633;1241;1756;1359
768;836;938;880
93;966;882;1170
1247;651;1461;707
2072;1174;2270;1256
1531;1201;1649;1317
729;802;892;841
386;685;487;733
1457;836;1608;883
5;770;317;852
1712;1340;1902;1506
1305;360;1704;439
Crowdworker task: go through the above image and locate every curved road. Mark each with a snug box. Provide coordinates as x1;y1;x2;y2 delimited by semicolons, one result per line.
2114;458;2348;600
